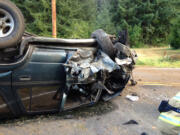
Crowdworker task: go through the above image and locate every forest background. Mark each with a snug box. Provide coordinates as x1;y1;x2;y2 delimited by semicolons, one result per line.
11;0;180;48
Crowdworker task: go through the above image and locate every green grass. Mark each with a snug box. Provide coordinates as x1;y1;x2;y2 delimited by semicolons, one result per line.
136;57;180;68
135;47;180;68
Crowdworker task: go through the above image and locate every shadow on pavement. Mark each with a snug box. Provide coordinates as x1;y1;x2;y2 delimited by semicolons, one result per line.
0;101;118;126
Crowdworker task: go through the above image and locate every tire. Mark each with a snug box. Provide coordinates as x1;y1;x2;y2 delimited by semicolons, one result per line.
91;29;115;59
114;42;131;58
0;0;25;49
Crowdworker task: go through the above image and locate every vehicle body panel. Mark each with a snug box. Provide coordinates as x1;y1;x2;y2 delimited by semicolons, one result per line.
0;37;136;119
0;45;77;118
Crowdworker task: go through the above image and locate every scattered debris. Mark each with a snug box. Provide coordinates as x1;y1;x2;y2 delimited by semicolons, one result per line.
141;132;148;135
130;71;137;86
130;79;138;86
152;126;157;129
64;115;73;119
123;120;139;125
126;94;139;102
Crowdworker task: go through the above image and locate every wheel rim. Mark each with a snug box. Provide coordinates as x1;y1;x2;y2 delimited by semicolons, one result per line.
0;9;15;38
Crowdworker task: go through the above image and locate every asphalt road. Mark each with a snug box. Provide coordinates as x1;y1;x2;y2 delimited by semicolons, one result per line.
0;67;179;135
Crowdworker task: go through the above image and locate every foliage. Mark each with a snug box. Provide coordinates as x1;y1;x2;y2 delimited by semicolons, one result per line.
169;17;180;49
128;25;143;48
110;0;175;46
95;0;116;34
136;57;180;68
11;0;179;48
69;20;95;38
11;0;52;36
11;0;97;38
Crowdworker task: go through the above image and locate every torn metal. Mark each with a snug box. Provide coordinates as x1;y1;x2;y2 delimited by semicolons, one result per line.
65;49;120;83
60;43;137;110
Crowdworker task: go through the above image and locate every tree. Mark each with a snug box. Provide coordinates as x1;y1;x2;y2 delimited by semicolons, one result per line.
95;0;116;34
11;0;97;38
11;0;177;48
110;0;175;45
169;17;180;49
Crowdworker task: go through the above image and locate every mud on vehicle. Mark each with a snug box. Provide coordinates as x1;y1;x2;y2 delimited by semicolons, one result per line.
0;0;137;119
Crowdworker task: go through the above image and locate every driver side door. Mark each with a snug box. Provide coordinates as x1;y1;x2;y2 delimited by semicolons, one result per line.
12;46;67;113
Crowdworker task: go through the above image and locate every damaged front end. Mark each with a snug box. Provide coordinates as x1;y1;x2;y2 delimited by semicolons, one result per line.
59;39;137;111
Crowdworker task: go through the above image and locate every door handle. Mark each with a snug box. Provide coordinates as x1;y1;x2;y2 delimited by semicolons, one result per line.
19;76;31;81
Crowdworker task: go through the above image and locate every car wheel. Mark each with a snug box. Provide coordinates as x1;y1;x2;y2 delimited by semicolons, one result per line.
0;0;25;49
114;42;131;58
91;29;115;59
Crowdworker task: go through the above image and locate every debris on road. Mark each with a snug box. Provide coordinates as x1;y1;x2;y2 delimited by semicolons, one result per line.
64;115;73;119
123;120;139;125
141;132;148;135
130;79;138;86
126;94;139;102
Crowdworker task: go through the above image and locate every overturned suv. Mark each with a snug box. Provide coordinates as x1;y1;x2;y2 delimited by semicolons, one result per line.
0;0;137;119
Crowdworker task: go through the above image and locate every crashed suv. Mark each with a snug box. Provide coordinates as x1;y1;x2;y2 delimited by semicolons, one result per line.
0;0;137;119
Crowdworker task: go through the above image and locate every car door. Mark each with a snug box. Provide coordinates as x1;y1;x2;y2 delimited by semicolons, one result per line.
12;46;67;113
0;71;15;118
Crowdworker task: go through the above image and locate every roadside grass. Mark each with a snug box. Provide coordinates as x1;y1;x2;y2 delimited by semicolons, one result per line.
134;47;180;68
